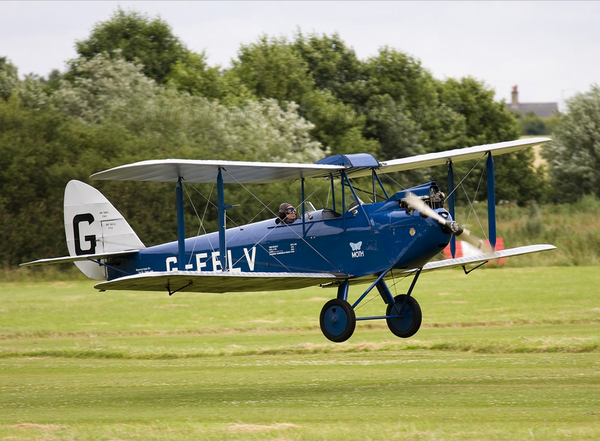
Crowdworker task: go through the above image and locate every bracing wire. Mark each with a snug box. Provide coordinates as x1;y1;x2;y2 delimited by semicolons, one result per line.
186;181;294;272
443;153;490;240
188;183;217;253
443;154;487;202
461;165;488;240
182;184;202;265
223;170;343;273
380;172;407;191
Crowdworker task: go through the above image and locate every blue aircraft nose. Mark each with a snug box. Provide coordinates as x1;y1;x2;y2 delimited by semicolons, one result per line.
392;208;452;270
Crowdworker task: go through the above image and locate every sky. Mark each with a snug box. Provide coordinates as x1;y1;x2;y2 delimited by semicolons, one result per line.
2;1;598;110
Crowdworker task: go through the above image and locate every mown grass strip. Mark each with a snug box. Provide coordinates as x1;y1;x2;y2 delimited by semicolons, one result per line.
3;317;600;340
2;339;598;360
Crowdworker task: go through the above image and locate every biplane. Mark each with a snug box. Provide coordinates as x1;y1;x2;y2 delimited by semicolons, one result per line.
22;137;556;342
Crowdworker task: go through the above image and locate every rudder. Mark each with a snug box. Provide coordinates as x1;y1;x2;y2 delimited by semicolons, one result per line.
64;180;145;280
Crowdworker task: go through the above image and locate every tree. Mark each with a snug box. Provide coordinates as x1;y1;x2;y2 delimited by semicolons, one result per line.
292;31;366;104
15;74;48;110
164;51;224;99
296;90;378;155
516;111;559;136
74;8;188;84
230;34;378;156
436;77;548;204
1;58;52;110
519;111;547;135
40;69;63;94
360;93;429;187
0;57;19;101
0;48;332;266
365;47;439;114
438;77;519;147
165;52;256;105
543;85;600;200
0;96;93;266
231;35;315;104
52;51;159;124
357;48;466;164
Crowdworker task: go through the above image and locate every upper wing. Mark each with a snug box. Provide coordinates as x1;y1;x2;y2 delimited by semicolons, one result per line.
349;137;551;178
91;159;345;184
94;270;348;293
403;244;556;274
90;138;551;184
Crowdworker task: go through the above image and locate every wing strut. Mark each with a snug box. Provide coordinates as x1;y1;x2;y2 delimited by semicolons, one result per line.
177;172;229;272
176;177;186;270
487;152;497;251
217;168;229;272
447;161;456;258
373;169;389;201
447;151;497;256
330;175;336;212
301;177;306;237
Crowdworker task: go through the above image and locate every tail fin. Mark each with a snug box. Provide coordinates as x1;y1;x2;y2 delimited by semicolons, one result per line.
64;180;145;280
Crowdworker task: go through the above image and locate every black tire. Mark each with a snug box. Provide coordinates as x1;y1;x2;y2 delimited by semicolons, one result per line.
386;294;422;338
319;299;356;343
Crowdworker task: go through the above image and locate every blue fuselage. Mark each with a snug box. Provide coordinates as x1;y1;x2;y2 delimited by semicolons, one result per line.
107;199;453;282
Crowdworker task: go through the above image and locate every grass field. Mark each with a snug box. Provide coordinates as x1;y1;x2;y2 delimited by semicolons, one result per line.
1;266;599;440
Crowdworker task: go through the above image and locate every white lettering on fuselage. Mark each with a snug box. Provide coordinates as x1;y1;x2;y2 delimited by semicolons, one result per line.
196;252;208;270
166;256;178;271
211;251;222;271
243;246;256;271
166;247;257;272
268;243;297;256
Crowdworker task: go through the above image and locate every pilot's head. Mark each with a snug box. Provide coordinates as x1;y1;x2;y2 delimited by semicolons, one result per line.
278;203;296;223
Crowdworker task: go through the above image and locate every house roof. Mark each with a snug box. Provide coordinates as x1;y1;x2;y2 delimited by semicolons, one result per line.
508;102;559;119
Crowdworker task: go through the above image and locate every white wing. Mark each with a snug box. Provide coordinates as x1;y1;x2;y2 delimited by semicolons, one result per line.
95;271;347;293
349;137;551;178
91;159;345;184
403;244;556;274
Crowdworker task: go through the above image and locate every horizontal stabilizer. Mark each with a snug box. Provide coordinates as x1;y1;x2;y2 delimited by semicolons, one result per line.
95;270;348;294
20;250;140;267
411;244;556;273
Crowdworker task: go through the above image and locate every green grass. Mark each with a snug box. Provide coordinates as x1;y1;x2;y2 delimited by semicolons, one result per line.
1;266;600;440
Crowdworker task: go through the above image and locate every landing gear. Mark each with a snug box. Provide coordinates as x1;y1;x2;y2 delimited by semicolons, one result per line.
318;270;424;342
386;294;422;338
319;299;356;342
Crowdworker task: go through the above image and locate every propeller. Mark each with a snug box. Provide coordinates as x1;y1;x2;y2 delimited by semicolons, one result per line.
404;192;492;254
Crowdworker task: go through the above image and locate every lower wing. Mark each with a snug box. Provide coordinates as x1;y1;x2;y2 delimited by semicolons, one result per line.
94;271;348;294
414;244;556;273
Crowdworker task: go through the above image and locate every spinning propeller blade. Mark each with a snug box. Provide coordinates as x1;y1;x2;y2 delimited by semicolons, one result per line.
404;193;492;254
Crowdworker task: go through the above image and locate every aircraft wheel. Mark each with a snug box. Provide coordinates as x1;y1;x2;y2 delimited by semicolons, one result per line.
386;295;422;338
320;299;356;342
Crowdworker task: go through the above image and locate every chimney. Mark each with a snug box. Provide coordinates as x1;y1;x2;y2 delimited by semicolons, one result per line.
511;85;519;107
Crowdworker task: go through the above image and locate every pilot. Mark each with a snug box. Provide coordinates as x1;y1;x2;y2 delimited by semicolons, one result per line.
277;203;297;224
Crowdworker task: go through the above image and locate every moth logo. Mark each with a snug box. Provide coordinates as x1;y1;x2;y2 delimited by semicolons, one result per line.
349;241;364;258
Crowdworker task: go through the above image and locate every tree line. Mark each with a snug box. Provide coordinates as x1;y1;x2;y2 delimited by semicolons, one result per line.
0;8;597;268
